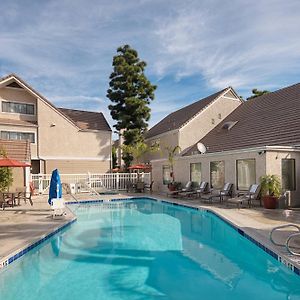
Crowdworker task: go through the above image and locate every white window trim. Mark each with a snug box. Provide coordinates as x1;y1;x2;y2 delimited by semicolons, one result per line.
1;99;36;116
1;129;36;144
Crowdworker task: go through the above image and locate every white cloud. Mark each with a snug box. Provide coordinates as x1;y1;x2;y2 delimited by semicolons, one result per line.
1;0;300;131
154;0;300;92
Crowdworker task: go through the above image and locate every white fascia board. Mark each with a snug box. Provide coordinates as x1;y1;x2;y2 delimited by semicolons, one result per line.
177;145;300;160
38;156;110;161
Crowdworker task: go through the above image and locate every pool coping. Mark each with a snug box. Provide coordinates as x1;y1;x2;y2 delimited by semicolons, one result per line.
1;196;300;277
0;207;77;270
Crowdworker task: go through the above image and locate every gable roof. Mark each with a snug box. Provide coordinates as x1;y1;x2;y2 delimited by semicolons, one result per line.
0;139;30;162
0;74;111;132
146;87;237;139
184;82;300;155
58;108;111;131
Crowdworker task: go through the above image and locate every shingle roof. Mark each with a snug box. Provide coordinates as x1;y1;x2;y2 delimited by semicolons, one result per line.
146;88;229;139
184;82;300;155
58;108;111;131
0;139;30;162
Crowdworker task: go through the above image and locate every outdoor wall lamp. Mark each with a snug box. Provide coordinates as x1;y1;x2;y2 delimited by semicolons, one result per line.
50;123;56;127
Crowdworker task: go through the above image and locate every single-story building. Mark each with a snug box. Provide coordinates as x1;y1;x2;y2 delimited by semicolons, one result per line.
151;82;300;207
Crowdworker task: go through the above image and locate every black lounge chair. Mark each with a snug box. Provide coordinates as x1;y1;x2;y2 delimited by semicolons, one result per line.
227;184;261;208
202;183;233;203
167;181;192;197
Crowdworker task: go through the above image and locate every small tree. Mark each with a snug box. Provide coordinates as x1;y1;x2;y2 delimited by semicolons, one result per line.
0;148;13;192
247;89;270;100
122;141;159;165
165;145;181;183
112;146;118;169
107;45;156;168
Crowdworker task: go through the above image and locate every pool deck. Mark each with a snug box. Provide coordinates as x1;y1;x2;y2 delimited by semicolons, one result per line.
1;192;300;272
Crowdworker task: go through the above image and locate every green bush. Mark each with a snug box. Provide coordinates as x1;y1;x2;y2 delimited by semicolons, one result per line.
0;148;13;192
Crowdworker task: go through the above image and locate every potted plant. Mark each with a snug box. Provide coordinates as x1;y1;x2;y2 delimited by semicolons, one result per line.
260;175;281;209
167;181;181;191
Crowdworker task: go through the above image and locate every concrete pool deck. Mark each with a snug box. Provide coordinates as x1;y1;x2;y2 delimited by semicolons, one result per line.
1;192;300;272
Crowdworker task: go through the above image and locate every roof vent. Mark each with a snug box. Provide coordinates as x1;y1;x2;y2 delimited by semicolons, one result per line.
221;121;238;131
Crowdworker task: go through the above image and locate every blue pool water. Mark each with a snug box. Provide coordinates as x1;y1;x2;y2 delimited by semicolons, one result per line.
1;199;300;300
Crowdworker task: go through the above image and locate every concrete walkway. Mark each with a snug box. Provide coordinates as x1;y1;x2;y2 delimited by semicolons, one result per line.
1;192;300;270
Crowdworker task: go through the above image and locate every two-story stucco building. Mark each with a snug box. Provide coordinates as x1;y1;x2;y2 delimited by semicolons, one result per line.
0;74;112;182
144;87;243;161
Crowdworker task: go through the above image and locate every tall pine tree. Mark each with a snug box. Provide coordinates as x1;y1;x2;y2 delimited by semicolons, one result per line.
107;45;156;167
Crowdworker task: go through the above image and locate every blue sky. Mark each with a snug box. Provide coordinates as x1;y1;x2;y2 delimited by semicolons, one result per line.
1;0;300;136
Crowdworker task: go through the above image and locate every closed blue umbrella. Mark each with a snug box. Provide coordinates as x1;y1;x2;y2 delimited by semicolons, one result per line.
48;169;62;205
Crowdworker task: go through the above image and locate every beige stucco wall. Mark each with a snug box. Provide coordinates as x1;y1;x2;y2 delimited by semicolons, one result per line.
0;87;37;122
179;96;241;151
151;151;266;195
45;159;110;174
37;100;111;162
266;151;300;207
145;130;179;162
145;92;241;162
10;168;25;191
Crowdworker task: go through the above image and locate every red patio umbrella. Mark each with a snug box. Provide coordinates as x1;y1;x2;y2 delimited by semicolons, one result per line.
0;158;31;168
128;164;151;170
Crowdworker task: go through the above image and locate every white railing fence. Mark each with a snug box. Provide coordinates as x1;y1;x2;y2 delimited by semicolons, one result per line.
31;172;151;194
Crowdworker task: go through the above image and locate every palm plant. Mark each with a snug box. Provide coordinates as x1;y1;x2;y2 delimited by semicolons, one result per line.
260;174;281;197
165;145;181;183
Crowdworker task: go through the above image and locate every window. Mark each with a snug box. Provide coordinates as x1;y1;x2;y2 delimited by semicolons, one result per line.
282;159;296;191
163;165;171;185
210;161;225;189
190;163;201;185
1;131;35;143
2;101;34;115
236;159;256;190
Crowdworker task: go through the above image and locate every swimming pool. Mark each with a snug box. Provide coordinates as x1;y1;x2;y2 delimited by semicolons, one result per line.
1;198;300;299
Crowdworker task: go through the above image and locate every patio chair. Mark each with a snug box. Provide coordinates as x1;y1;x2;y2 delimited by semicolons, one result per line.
167;181;192;197
51;198;66;218
135;181;145;193
14;187;33;206
144;181;154;193
226;184;261;208
0;192;15;210
202;183;233;203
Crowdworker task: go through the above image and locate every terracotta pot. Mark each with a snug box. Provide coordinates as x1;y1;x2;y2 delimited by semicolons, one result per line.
263;196;278;209
168;184;176;191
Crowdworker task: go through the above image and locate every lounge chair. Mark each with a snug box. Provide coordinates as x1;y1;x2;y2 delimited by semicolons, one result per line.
167;181;192;197
226;184;261;208
202;183;233;203
14;187;33;206
182;181;209;198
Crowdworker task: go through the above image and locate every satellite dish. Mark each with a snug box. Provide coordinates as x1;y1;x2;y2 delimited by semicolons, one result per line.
197;142;207;154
